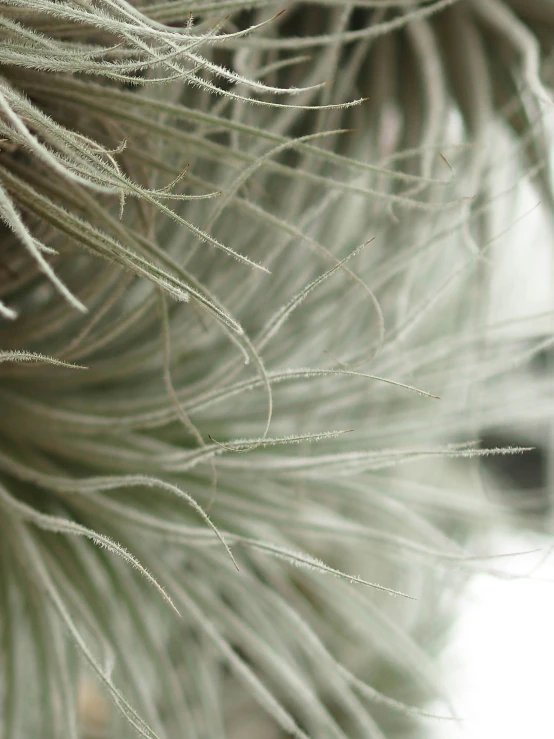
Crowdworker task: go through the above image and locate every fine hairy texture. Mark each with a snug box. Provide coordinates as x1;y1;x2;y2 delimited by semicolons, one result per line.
1;1;553;738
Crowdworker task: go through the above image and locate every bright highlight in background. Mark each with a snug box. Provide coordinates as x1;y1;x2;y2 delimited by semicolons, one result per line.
430;533;554;739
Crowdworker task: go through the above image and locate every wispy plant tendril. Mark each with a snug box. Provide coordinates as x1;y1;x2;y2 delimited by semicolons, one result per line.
1;1;554;738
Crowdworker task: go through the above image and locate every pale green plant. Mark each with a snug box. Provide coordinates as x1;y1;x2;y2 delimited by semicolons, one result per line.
1;2;554;738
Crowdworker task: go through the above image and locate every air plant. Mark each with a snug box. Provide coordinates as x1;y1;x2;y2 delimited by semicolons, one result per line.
1;1;553;738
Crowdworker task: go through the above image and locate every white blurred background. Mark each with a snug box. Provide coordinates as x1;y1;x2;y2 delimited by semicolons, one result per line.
429;168;554;739
429;531;554;739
